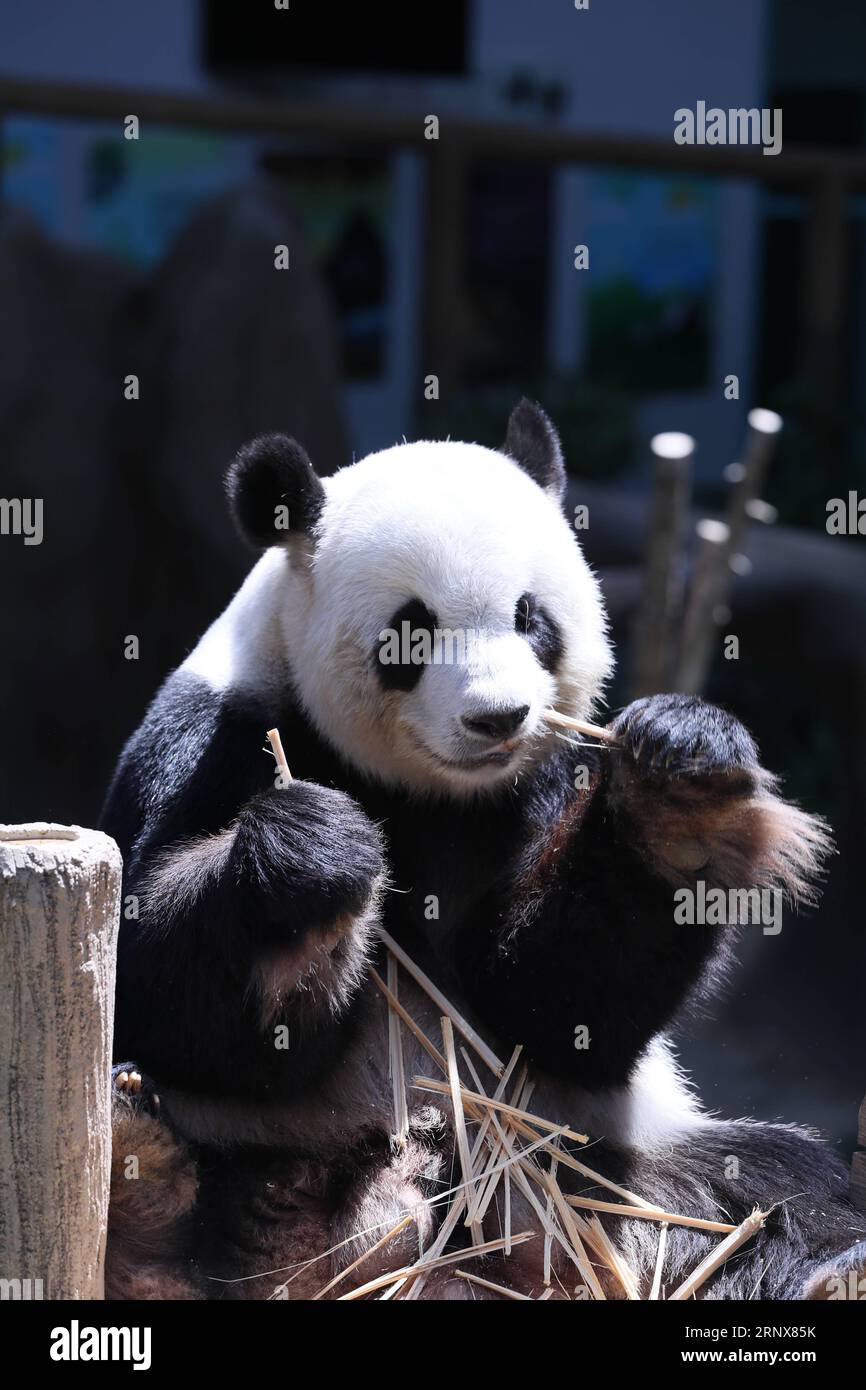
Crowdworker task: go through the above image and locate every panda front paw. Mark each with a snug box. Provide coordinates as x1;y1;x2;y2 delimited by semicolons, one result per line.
612;694;759;791
112;1060;161;1116
232;780;385;936
605;694;828;895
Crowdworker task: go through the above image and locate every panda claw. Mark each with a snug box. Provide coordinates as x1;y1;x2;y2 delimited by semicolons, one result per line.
112;1061;161;1116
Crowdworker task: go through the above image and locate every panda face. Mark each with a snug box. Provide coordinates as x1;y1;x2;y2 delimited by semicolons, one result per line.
279;436;613;797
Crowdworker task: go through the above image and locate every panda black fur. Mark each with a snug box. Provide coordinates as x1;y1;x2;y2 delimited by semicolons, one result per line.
102;401;866;1300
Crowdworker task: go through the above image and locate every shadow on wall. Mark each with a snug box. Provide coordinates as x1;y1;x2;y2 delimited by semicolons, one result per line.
0;177;349;827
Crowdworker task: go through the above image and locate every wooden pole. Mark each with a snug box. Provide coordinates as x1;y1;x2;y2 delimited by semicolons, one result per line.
724;408;783;565
0;824;122;1299
630;432;694;698
673;519;732;696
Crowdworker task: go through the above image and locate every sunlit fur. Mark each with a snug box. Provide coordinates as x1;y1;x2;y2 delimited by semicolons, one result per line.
103;410;862;1300
186;440;612;797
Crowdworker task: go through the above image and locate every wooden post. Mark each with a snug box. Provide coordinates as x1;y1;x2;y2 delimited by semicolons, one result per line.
673;519;732;696
629;432;694;699
724;408;783;565
0;824;122;1299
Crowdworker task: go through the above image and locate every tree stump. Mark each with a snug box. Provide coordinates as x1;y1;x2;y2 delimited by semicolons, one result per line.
0;824;122;1299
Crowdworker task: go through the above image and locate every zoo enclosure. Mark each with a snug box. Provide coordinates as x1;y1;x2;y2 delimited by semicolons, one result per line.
0;73;863;422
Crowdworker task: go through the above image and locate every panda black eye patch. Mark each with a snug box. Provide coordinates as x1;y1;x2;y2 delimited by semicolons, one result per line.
514;592;563;673
375;598;439;691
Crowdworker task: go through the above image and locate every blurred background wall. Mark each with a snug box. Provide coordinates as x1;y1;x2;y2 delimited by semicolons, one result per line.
0;1;864;1153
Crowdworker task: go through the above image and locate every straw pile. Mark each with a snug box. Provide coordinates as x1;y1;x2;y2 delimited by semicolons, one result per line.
263;725;770;1301
323;931;767;1301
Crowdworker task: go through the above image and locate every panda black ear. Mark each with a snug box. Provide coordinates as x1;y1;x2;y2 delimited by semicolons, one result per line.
226;434;325;548
502;399;567;503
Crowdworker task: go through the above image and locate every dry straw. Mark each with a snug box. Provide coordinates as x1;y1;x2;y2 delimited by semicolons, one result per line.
259;726;773;1301
358;937;777;1301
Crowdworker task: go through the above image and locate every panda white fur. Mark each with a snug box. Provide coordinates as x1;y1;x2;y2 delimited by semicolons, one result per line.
102;400;865;1300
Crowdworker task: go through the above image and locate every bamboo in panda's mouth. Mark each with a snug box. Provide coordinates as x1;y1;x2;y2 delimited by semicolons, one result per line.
542;708;620;744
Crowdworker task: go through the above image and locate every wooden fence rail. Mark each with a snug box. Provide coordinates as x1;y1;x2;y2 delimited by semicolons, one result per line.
0;75;861;406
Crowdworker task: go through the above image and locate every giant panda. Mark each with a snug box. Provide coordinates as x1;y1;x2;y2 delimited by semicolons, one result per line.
102;400;866;1300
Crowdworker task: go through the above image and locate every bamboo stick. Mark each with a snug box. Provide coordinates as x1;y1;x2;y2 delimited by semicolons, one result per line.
529;1143;655;1209
414;1076;588;1146
543;708;619;744
649;1222;668;1301
464;1063;531;1228
362;935;776;1305
462;1047;523;1227
488;1127;591;1278
378;929;504;1076
266;726;292;781
441;1018;483;1246
542;1172;606;1300
544;1144;559;1287
583;1212;640;1301
337;1231;535;1300
454;1270;532;1300
668;1207;769;1301
460;1041;646;1296
370;968;447;1073
402;1126;567;1300
566;1194;736;1233
400;1194;468;1301
452;1061;581;1277
386;956;409;1146
312;1214;414;1300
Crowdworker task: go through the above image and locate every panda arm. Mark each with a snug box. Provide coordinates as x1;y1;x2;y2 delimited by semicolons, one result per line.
106;684;383;1088
455;789;725;1086
108;677;383;959
132;781;382;953
453;695;829;1086
602;695;830;902
114;780;383;1089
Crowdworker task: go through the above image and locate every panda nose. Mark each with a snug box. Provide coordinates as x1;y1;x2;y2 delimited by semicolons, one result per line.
461;705;530;742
